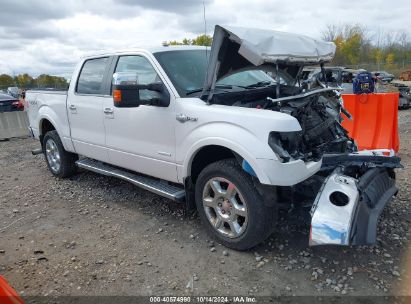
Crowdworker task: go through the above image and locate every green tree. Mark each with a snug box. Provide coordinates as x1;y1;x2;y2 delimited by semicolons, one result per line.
36;74;68;89
168;40;183;45
15;73;34;89
182;38;191;45
191;34;212;46
373;48;384;68
0;74;15;87
168;34;212;47
385;52;395;69
341;33;362;65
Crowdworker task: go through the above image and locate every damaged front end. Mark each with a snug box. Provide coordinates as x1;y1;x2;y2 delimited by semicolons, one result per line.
203;25;403;246
309;153;402;246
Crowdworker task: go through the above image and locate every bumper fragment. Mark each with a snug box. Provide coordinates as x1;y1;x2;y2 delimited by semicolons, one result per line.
310;167;397;246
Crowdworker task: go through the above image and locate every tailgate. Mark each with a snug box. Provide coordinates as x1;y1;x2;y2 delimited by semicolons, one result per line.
25;91;40;138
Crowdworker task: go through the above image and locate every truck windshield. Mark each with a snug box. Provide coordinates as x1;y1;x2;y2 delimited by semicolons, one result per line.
153;49;277;97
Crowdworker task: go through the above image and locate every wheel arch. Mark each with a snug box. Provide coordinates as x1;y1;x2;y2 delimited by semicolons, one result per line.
183;141;270;185
38;117;57;146
37;110;73;152
39;118;56;135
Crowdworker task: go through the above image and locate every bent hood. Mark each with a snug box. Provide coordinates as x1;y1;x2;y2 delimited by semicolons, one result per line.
202;25;336;96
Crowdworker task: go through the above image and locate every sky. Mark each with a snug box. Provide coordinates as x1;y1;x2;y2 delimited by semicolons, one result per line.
0;0;410;78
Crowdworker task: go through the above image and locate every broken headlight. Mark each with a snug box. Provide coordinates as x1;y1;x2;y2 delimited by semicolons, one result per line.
268;131;303;162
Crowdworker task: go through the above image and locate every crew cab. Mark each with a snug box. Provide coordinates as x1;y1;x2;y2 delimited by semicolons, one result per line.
26;25;401;250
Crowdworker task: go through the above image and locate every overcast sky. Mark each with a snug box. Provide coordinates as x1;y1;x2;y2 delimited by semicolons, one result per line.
0;0;409;78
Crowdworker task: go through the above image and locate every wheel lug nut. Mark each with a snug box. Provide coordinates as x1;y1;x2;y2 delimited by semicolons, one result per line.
221;210;225;214
218;203;222;207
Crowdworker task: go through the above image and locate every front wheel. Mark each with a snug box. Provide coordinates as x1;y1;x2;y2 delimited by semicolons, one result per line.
195;159;276;250
43;130;78;178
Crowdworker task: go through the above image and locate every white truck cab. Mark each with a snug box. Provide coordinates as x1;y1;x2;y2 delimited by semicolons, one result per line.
26;25;401;250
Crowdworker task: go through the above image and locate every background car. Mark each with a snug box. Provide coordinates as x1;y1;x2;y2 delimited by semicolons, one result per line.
392;83;411;109
371;71;395;83
6;87;20;98
0;92;23;112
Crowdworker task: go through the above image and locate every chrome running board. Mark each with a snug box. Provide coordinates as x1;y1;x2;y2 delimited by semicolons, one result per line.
76;158;185;202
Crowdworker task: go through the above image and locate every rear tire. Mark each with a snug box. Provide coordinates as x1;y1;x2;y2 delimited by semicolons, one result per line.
43;130;78;178
195;159;276;250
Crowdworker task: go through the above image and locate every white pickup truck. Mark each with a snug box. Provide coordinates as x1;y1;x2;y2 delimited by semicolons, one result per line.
27;25;401;250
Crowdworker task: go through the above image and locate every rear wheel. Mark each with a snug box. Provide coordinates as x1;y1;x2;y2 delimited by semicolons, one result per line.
195;159;276;250
43;130;78;178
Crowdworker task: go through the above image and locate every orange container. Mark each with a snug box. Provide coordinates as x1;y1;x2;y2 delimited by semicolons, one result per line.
341;93;399;152
0;276;24;304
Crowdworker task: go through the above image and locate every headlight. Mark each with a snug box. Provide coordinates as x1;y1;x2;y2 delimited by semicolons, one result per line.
268;131;303;162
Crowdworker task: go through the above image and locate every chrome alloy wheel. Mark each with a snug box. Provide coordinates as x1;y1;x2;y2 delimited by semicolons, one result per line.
202;177;248;238
45;138;61;173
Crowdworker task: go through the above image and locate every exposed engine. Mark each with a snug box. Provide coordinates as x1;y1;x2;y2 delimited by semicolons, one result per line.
207;86;356;163
266;90;357;162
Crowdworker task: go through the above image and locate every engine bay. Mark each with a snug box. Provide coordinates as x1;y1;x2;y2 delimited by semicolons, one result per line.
205;85;356;162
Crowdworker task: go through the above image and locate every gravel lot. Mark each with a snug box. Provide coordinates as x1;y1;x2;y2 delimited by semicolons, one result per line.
0;111;410;298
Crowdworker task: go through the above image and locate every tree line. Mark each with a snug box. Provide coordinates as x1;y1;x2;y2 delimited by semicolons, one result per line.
1;24;410;90
167;34;212;46
0;73;68;90
170;26;411;76
321;24;410;74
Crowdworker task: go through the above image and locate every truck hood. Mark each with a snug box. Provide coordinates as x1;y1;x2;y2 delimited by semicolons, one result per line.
202;25;336;96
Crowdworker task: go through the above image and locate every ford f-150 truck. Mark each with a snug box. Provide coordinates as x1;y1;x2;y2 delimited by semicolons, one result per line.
26;25;401;250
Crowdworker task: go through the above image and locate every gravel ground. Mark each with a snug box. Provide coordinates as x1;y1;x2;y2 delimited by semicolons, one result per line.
0;111;410;298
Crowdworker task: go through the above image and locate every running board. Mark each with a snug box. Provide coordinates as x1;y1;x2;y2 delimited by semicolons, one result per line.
76;158;185;202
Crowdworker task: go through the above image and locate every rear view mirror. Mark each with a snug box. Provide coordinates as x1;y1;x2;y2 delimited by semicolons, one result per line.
112;72;170;108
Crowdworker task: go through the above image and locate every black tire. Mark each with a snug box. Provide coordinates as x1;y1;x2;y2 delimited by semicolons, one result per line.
195;159;276;250
42;130;78;178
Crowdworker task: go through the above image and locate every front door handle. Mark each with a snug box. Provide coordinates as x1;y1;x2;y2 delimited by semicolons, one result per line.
176;114;197;123
103;108;114;114
68;104;77;114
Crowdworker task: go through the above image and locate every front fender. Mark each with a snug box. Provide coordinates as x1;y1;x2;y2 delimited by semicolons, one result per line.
178;121;322;186
181;137;273;185
175;100;309;185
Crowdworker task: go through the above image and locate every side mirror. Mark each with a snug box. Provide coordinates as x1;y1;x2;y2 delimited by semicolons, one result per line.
112;72;170;108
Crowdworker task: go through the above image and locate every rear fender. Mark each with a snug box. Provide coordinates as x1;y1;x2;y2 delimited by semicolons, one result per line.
38;111;73;152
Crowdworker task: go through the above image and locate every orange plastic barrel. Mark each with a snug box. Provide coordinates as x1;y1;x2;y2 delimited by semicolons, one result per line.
0;276;24;304
341;93;399;153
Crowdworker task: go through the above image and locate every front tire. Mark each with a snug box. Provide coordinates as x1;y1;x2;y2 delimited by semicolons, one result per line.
43;130;78;178
195;159;276;250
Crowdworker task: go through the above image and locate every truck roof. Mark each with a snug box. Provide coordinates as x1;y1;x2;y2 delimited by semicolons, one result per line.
82;45;208;59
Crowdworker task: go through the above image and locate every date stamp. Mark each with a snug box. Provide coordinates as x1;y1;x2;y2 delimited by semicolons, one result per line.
149;296;257;303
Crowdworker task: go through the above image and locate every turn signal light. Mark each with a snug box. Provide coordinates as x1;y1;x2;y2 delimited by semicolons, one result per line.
113;89;122;103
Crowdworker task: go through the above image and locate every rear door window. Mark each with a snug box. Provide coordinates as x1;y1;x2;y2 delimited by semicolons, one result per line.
77;57;109;95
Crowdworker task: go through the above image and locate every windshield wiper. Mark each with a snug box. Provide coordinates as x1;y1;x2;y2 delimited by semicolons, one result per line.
186;85;234;96
244;81;274;88
185;81;273;96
